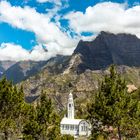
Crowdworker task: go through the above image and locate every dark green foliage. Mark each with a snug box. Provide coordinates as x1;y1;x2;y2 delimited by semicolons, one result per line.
0;78;62;140
22;106;41;140
87;65;140;140
23;91;61;139
61;134;74;140
0;77;27;139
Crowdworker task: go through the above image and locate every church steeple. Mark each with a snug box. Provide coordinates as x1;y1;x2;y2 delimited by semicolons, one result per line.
67;92;74;119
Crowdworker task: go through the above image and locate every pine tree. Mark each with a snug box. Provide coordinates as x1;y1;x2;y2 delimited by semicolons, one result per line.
87;65;140;140
0;77;27;139
22;90;61;140
22;106;41;140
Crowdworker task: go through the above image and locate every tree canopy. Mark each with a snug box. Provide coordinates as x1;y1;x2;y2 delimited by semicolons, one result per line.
0;78;65;140
87;65;140;140
22;90;61;140
0;77;27;139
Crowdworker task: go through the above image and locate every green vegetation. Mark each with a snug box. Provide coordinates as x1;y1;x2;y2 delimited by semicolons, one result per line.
87;65;140;140
0;77;26;139
23;91;60;139
0;77;74;140
61;135;74;140
0;65;140;140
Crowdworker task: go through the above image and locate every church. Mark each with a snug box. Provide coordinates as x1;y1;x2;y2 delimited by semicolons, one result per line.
60;93;91;137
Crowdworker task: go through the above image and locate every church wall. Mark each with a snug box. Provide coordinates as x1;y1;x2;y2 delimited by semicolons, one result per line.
60;124;79;136
79;121;91;136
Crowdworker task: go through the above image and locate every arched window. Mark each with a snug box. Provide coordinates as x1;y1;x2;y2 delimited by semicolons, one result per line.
81;121;88;131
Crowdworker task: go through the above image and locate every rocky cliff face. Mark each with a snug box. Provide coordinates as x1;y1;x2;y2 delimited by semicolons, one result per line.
73;31;140;73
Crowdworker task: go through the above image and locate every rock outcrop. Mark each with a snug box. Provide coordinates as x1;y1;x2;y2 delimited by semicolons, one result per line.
73;31;140;73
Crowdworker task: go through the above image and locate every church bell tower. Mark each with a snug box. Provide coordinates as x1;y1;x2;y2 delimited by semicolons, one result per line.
67;92;74;119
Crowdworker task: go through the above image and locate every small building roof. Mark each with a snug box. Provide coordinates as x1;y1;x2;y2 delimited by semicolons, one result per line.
60;117;83;125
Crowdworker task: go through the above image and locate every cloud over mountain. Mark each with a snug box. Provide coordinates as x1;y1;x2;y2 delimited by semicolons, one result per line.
1;1;140;61
0;43;52;61
0;1;77;61
65;2;140;38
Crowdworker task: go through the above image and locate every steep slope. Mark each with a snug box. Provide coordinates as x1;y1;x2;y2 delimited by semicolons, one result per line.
20;32;140;111
3;61;46;84
21;65;140;112
0;65;4;76
21;69;101;109
3;31;140;83
0;61;16;76
2;55;70;84
72;31;140;73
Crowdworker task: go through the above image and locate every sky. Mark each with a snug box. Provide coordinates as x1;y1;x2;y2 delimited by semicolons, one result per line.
0;0;140;61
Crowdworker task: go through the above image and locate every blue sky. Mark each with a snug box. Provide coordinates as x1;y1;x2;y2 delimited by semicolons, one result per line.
0;0;140;61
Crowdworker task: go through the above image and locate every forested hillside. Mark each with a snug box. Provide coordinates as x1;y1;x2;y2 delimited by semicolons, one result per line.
0;78;74;140
0;66;139;139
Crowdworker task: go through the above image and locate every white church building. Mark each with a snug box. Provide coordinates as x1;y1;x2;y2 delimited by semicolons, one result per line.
60;93;91;137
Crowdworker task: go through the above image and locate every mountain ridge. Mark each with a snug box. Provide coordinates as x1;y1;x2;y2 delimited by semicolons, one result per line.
0;55;70;84
14;31;140;110
73;31;140;73
1;31;140;93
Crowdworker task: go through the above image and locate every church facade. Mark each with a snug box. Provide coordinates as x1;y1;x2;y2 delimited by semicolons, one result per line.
60;93;91;137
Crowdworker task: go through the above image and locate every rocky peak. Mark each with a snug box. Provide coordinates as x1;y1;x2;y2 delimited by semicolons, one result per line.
73;31;140;73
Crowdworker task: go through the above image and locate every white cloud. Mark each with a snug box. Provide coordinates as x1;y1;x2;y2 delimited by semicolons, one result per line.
65;2;140;38
3;1;140;61
37;0;68;19
37;0;50;3
0;42;76;61
44;0;69;23
0;1;77;61
0;43;57;61
37;0;62;6
0;43;29;61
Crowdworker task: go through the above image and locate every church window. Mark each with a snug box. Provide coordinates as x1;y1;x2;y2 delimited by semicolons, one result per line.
75;125;78;130
85;126;88;131
81;122;88;131
64;125;66;130
69;104;71;107
65;125;69;130
65;125;68;130
61;125;64;130
70;125;74;130
81;126;83;131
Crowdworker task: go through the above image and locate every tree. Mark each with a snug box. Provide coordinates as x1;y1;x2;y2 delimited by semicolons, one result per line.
0;77;27;139
87;65;140;140
22;90;60;140
22;106;41;140
61;134;74;140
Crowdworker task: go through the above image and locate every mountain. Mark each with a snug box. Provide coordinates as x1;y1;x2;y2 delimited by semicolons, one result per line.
72;31;140;73
0;66;4;76
1;55;70;84
19;31;140;110
0;61;16;76
21;64;140;111
2;61;47;84
2;31;140;83
1;31;140;110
